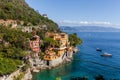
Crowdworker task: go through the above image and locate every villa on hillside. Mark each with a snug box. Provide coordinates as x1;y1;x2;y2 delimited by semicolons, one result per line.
44;32;73;66
29;32;74;67
30;34;41;56
45;32;69;47
42;14;48;18
21;25;47;33
0;19;17;28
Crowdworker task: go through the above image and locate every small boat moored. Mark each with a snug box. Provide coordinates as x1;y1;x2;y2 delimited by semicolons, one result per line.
100;52;112;57
96;48;102;52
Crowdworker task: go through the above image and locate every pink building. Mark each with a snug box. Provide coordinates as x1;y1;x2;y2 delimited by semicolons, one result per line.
30;35;40;53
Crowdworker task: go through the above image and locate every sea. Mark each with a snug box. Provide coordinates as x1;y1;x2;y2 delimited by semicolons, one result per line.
33;31;120;80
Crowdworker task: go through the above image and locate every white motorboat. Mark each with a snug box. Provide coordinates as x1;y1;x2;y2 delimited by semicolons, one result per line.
100;52;112;57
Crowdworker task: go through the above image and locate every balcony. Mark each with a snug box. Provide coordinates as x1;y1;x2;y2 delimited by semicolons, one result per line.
44;55;58;60
54;46;67;50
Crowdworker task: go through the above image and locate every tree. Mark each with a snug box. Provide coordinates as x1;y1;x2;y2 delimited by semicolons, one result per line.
44;37;60;47
0;26;31;75
0;58;22;76
69;33;82;46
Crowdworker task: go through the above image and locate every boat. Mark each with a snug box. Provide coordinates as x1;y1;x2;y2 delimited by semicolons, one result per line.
100;52;112;57
96;48;102;52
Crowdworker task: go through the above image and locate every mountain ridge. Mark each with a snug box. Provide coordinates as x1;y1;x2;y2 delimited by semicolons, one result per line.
60;26;120;32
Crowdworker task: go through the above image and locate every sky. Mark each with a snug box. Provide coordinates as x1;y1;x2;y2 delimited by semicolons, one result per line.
26;0;120;28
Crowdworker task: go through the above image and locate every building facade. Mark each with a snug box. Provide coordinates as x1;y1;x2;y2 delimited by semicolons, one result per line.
0;19;17;28
30;35;41;54
44;32;72;66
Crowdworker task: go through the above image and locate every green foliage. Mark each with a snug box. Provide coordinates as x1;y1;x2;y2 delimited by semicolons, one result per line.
3;47;27;59
0;33;3;40
36;29;45;40
0;0;60;32
44;37;60;47
39;52;46;60
0;26;32;75
0;26;32;50
69;33;83;46
0;0;61;76
0;58;22;76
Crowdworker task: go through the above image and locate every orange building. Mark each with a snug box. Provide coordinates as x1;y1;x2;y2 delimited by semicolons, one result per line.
44;50;58;60
44;32;69;61
45;32;69;48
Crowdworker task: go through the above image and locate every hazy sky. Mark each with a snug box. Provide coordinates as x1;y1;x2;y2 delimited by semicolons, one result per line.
26;0;120;28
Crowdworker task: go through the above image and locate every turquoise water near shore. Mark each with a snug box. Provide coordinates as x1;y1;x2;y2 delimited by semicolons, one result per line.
33;32;120;80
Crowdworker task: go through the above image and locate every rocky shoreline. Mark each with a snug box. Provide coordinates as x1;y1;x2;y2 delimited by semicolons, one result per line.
0;47;78;80
30;47;78;79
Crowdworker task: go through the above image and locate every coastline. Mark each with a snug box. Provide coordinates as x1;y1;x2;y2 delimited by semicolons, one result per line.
0;31;80;80
31;47;78;79
31;32;120;80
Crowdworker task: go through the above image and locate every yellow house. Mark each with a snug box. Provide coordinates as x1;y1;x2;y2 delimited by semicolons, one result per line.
45;32;69;48
44;50;58;60
44;32;69;61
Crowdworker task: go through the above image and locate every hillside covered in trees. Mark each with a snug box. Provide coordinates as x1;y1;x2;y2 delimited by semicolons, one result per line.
0;0;60;31
0;26;32;76
0;0;83;77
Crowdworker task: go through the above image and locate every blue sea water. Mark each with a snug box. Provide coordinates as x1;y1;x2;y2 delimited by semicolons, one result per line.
33;32;120;80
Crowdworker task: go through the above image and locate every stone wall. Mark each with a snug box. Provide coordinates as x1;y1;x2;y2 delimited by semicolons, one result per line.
44;51;73;67
66;51;73;58
49;53;65;67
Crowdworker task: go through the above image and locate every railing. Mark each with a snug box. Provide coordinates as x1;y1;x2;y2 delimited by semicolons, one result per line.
54;46;67;50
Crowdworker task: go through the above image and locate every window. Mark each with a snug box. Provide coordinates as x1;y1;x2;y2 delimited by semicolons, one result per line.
50;36;54;38
61;35;65;38
33;42;38;47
